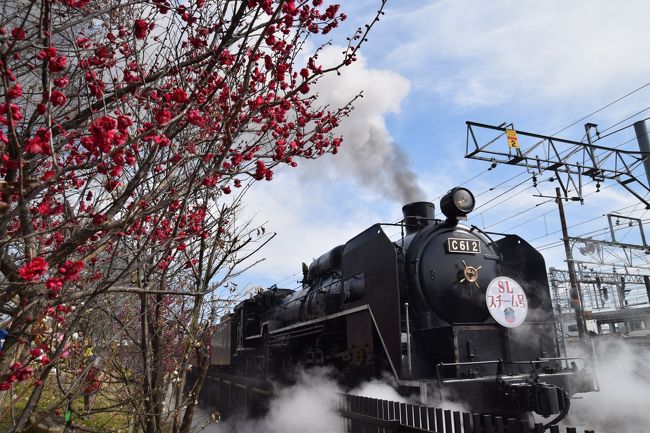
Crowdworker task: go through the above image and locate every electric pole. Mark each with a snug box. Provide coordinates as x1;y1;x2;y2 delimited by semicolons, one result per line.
555;187;587;339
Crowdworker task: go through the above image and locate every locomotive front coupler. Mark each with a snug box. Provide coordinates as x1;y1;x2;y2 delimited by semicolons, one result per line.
428;357;594;421
497;368;569;420
501;381;570;420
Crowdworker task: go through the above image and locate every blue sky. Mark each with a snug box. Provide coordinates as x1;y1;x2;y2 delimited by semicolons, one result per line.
238;0;650;291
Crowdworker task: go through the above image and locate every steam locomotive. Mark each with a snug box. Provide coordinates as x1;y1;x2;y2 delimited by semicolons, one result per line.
208;187;596;420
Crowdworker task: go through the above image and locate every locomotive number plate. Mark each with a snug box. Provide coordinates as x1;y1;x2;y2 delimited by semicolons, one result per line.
447;238;480;254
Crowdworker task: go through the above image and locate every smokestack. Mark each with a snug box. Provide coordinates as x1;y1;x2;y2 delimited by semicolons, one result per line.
634;120;650;186
402;202;435;235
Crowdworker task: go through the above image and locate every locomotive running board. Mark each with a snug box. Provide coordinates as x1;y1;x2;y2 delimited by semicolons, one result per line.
264;304;370;335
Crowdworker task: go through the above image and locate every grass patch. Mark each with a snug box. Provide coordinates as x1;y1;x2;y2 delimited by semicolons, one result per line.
0;371;133;432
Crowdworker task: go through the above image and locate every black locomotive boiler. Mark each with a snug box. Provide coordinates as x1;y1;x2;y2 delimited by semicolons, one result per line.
209;187;596;420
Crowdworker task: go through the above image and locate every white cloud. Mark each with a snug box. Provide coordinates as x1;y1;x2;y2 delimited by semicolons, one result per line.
240;174;391;284
375;0;650;108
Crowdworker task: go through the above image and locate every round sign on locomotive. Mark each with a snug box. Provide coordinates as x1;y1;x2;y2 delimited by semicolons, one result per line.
485;276;528;328
205;187;597;422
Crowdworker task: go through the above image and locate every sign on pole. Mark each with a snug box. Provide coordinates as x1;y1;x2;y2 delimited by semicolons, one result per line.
506;129;519;149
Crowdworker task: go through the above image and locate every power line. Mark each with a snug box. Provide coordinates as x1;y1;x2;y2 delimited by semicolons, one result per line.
531;189;648;241
534;211;650;253
458;167;492;190
536;224;633;252
595;110;650;139
492;150;650;246
471;179;533;214
499;205;557;232
473;171;528;198
431;167;493;204
549;81;650;137
484;198;554;230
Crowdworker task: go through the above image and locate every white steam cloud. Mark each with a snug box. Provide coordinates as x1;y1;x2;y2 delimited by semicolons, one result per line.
312;47;425;203
193;369;403;433
351;376;407;403
563;339;650;433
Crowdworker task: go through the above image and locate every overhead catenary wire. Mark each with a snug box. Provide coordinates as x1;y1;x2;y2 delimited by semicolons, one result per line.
458;167;493;189
472;178;533;212
534;209;650;252
430;167;493;204
428;82;650;230
534;221;650;252
473;82;650;230
501;179;650;256
480;170;627;232
469;171;580;230
531;187;649;242
473;171;529;198
409;87;650;271
549;81;650;137
488;200;556;231
594;112;650;142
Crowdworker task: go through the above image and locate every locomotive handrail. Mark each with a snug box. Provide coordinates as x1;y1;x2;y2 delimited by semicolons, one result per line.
435;360;501;387
509;356;587;366
435;356;590;383
436;359;503;368
536;356;585;362
436;356;587;368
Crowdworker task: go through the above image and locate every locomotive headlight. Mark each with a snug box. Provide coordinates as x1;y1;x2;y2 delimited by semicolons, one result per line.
440;187;475;221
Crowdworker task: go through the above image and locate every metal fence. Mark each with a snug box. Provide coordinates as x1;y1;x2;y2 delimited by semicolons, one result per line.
340;394;596;433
